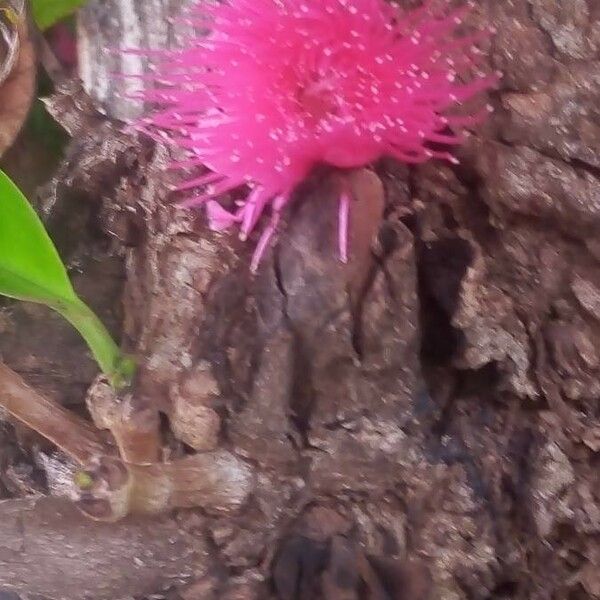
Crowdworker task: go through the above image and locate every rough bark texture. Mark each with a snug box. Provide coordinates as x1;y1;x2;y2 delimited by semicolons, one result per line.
1;0;600;599
0;497;208;599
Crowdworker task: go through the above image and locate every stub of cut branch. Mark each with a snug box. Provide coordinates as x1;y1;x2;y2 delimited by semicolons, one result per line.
75;451;255;521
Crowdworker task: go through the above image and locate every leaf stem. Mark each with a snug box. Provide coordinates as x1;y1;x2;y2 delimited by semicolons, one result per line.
55;298;135;389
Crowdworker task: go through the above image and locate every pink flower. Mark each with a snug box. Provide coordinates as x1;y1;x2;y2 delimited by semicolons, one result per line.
136;0;497;270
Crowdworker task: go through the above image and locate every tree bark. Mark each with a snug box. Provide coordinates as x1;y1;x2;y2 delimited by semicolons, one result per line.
78;0;191;121
0;497;207;600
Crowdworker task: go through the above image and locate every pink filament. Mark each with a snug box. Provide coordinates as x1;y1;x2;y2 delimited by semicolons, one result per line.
338;192;350;264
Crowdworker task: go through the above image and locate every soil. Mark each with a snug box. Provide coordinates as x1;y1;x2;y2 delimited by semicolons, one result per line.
1;0;599;599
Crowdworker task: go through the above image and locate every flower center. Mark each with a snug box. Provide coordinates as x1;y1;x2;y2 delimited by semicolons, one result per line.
298;85;336;121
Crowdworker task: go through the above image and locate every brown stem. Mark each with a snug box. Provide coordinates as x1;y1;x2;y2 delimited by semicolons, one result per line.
0;6;35;157
0;361;109;464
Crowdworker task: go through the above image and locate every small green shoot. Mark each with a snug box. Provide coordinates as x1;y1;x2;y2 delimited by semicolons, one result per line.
73;469;94;490
0;169;134;388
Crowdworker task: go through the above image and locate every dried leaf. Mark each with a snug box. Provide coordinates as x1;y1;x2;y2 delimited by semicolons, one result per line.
0;0;35;157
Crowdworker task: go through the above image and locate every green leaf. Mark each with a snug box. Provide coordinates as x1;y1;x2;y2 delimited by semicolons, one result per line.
0;168;77;304
30;0;86;30
0;169;134;388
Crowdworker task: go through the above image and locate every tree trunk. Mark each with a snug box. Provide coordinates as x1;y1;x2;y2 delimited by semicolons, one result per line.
1;1;599;599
